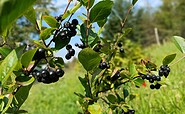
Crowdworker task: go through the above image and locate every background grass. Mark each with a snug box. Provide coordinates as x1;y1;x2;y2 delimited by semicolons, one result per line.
21;42;185;114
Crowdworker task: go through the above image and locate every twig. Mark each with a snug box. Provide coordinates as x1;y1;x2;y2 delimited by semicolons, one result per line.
63;0;72;15
120;5;133;30
169;55;185;66
85;0;91;47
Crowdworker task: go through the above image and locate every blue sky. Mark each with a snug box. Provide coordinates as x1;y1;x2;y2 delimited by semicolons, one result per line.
49;0;162;61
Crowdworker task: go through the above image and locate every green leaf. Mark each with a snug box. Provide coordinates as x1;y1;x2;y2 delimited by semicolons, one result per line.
54;36;70;50
62;3;82;19
129;94;136;101
0;0;36;35
21;48;38;68
24;7;36;24
78;48;101;71
123;88;129;99
13;83;33;110
132;0;138;5
0;47;12;57
78;77;91;97
43;16;59;28
33;40;46;49
0;50;18;85
89;0;113;23
49;57;64;68
173;36;185;53
15;76;35;86
106;94;117;104
134;78;144;87
128;61;137;77
97;18;107;27
163;53;176;65
36;13;42;31
40;28;55;40
88;103;102;114
1;94;13;114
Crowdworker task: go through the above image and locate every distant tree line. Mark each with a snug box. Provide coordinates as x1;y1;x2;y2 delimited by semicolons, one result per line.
103;0;185;46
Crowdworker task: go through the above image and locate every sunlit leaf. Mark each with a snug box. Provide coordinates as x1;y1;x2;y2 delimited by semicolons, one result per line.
89;0;113;23
173;36;185;53
0;50;18;85
78;48;101;71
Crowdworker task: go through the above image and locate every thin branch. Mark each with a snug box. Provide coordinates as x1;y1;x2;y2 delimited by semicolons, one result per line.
63;0;72;15
85;0;91;47
120;5;133;30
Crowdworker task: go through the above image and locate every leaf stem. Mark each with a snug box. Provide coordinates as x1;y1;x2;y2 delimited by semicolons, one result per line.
169;55;185;66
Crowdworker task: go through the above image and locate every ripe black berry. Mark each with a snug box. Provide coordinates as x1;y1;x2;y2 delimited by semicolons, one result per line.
93;44;102;52
68;30;77;37
41;69;50;78
149;78;154;83
65;53;71;60
156;76;161;81
99;62;107;69
68;48;75;56
150;84;155;89
106;64;110;69
66;44;72;50
158;69;163;76
33;48;46;60
56;68;64;77
120;48;125;53
155;83;161;89
36;71;42;82
72;19;78;25
60;30;69;39
111;72;120;81
49;70;59;82
129;110;135;114
152;75;157;81
117;42;122;47
163;70;169;78
145;74;150;80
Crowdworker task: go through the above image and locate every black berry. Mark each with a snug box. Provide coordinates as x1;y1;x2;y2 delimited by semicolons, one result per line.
65;53;71;60
41;69;50;78
120;48;125;53
117;42;122;47
56;68;65;77
66;44;72;50
68;48;75;56
33;48;46;60
155;83;161;89
150;84;155;89
72;19;78;25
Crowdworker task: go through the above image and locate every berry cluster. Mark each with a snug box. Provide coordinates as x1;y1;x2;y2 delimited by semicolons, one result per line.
158;65;170;78
117;42;125;53
141;65;170;89
32;68;64;84
99;61;110;69
75;43;86;49
56;19;78;40
65;44;75;60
